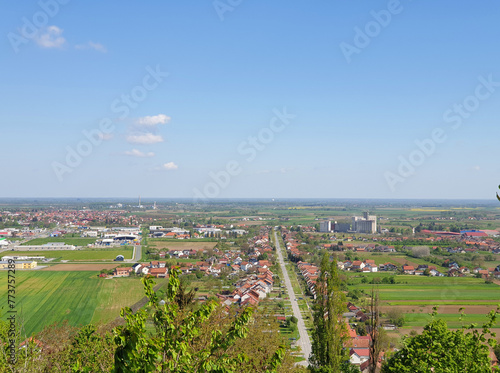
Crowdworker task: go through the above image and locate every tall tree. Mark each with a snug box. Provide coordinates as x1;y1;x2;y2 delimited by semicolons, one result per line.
368;288;381;373
310;254;349;372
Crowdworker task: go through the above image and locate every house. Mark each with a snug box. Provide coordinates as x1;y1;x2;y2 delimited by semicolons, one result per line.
149;268;168;278
258;260;272;268
343;260;353;270
351;261;365;271
241;261;252;271
459;266;470;274
429;269;443;277
114;267;132;277
379;262;397;271
346;337;371;349
363;264;378;273
350;348;370;365
402;265;415;275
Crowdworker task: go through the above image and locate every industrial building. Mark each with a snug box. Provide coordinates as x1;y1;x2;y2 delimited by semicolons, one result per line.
319;221;331;233
352;212;377;234
0;261;37;269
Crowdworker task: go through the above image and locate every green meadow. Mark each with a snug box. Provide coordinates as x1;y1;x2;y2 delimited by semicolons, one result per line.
21;237;98;246
0;271;167;336
352;282;500;301
403;313;494;329
4;247;133;261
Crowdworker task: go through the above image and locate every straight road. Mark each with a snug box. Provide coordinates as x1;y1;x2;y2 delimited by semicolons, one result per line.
134;244;141;261
274;231;312;366
126;244;141;262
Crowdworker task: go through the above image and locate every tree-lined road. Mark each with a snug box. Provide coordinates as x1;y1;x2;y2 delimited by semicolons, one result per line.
274;231;311;366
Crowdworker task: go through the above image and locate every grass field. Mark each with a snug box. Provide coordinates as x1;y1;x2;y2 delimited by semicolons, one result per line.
353;283;499;301
42;264;119;271
22;237;97;246
3;247;133;261
148;240;217;251
403;312;494;329
0;271;167;336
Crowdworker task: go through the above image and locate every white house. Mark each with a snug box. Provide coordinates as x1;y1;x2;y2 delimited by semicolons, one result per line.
349;349;369;365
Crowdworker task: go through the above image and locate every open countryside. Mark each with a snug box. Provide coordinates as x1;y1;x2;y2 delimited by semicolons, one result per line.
7;248;134;262
0;271;166;336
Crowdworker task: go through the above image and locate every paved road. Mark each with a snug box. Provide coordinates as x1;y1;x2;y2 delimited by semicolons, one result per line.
274;231;311;366
132;245;142;262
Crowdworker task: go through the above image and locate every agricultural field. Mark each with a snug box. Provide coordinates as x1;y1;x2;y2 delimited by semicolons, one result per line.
349;275;500;329
0;271;167;336
338;252;449;272
21;237;97;246
42;264;119;271
3;247;133;261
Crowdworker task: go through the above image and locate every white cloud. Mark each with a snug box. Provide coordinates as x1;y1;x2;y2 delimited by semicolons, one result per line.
75;41;107;53
124;149;155;158
161;162;178;170
126;133;164;144
34;26;66;49
136;114;171;127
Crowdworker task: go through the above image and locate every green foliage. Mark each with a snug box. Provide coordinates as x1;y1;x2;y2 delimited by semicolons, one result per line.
494;343;500;362
355;323;367;336
381;276;396;284
386;309;405;327
258;253;269;261
382;306;500;373
113;269;286;372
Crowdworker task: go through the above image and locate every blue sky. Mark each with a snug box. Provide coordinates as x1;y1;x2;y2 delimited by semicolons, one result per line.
1;0;499;200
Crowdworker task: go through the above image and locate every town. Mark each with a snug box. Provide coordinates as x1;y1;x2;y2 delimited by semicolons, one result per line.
1;199;500;371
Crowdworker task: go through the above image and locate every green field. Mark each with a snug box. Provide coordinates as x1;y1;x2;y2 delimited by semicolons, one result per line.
339;252;449;272
353;282;500;301
348;275;500;329
403;313;493;329
22;237;97;246
4;247;133;261
0;271;167;336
